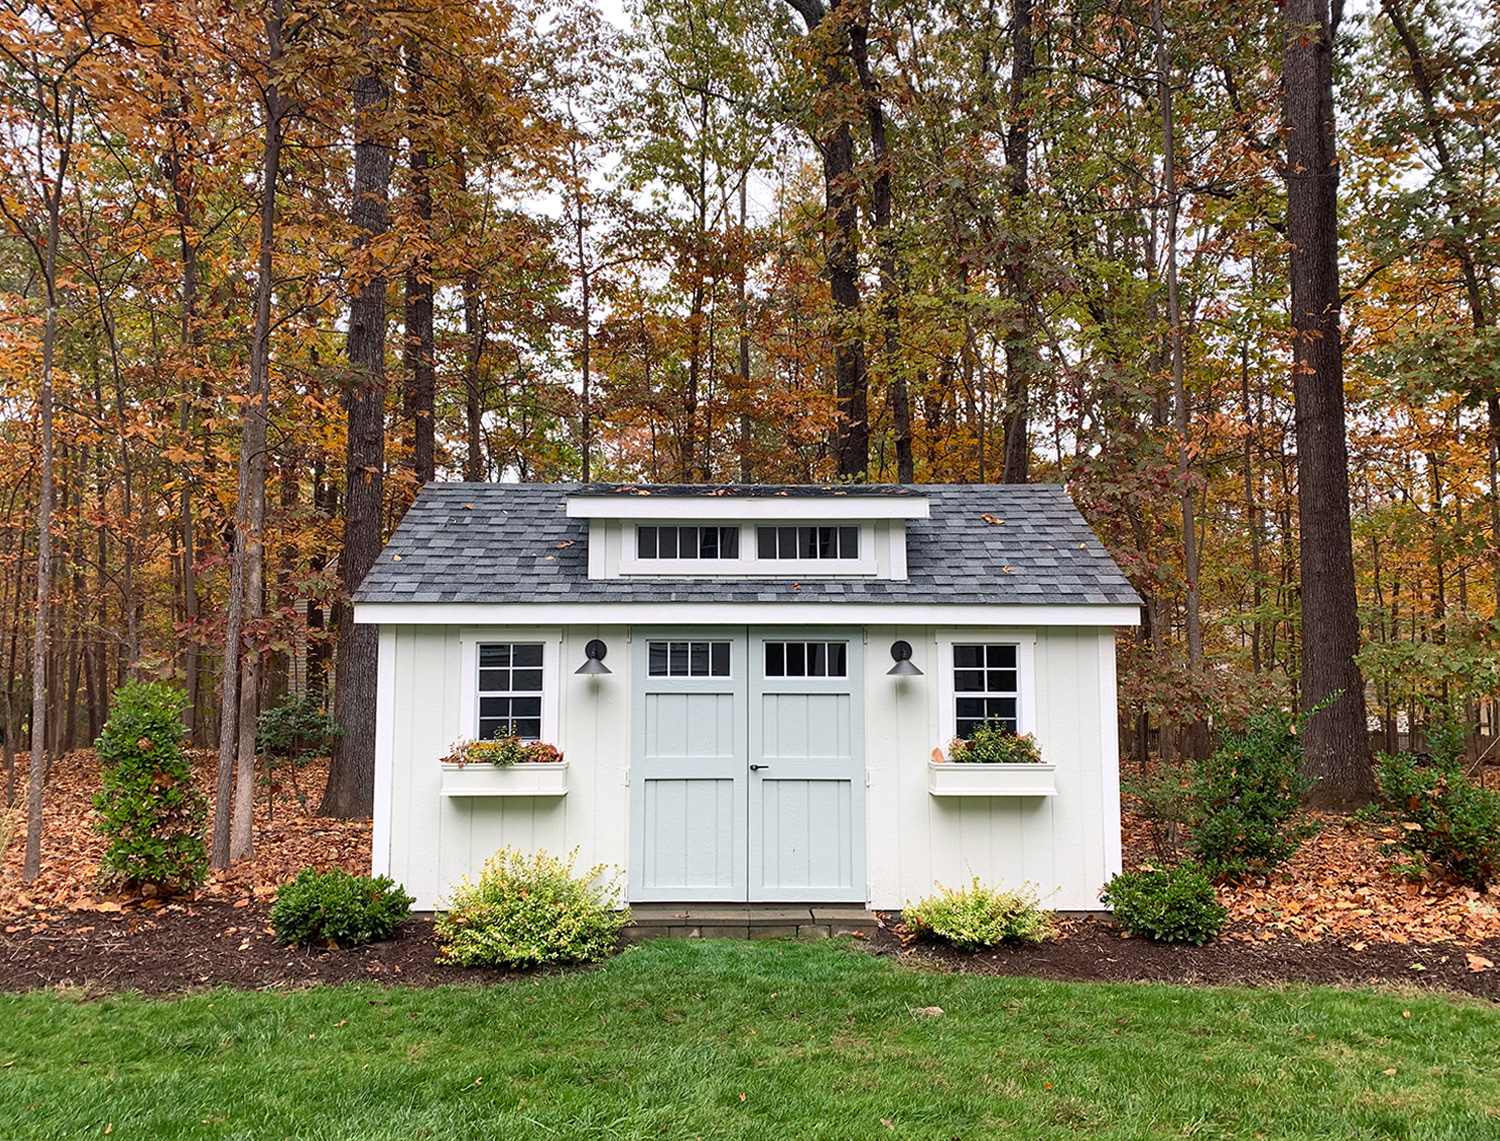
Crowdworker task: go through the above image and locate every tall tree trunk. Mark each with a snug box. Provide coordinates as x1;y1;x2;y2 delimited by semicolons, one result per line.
785;0;868;480
1284;0;1373;803
737;179;753;483
403;43;435;488
1001;0;1034;485
323;59;393;819
463;267;484;482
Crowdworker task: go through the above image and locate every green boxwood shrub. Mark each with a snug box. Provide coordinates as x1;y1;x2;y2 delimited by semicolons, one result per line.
93;681;207;893
436;847;628;968
270;868;414;948
1375;752;1500;889
1100;865;1227;945
904;878;1053;949
1186;709;1316;881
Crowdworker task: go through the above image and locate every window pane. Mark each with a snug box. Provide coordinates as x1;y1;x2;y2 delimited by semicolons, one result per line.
794;526;813;558
988;669;1017;693
815;527;833;558
989;697;1017;720
765;642;785;676
638;526;657;558
721;528;740;558
711;642;730;675
669;642;689;675
988;644;1018;668
479;645;510;668
512;718;542;740
680;527;699;558
511;696;542;718
786;644;806;676
648;642;668;675
511;669;543;692
776;527;794;557
954;669;986;692
478;718;506;740
838;526;858;557
512;644;543;667
659;528;678;558
955;698;988;720
829;643;847;676
954;645;984;669
758;527;776;558
700;527;717;558
479;697;508;719
478;668;507;692
808;642;827;676
689;642;711;674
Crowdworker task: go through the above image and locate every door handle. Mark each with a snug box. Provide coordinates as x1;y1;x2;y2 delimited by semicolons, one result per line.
749;764;769;772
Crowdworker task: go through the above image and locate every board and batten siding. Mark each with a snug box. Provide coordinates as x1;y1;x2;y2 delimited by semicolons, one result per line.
373;622;1121;912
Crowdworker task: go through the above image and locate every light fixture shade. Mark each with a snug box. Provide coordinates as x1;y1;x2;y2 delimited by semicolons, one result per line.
888;640;923;676
577;638;612;675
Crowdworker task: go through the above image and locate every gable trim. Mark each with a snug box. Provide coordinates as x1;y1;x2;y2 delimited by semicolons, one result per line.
354;601;1142;627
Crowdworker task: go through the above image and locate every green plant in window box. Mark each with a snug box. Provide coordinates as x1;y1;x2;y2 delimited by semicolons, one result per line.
439;734;563;768
947;724;1043;764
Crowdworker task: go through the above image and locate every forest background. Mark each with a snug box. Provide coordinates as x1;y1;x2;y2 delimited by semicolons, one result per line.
1;0;1496;870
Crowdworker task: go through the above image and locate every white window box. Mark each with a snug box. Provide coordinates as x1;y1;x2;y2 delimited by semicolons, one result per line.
439;762;569;798
927;760;1056;797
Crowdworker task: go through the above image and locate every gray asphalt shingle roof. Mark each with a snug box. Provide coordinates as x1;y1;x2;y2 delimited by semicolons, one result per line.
354;483;1143;608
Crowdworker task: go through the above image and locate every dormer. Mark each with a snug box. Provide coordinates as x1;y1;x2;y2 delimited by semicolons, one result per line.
565;487;930;580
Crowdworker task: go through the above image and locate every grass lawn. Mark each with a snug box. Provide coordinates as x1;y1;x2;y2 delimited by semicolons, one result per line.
1;939;1496;1140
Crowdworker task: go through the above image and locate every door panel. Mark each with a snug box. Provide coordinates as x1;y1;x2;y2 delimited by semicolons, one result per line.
630;634;747;901
748;631;865;902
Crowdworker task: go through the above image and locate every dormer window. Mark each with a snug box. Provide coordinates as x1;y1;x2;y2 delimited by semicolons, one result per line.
637;525;740;560
757;525;859;560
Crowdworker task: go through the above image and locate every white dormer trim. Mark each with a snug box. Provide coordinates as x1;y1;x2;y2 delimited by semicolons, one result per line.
565;495;930;520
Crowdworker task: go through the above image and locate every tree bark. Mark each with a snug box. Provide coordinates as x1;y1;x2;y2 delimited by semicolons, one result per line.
403;42;435;488
1284;0;1373;803
323;60;393;820
1001;0;1034;485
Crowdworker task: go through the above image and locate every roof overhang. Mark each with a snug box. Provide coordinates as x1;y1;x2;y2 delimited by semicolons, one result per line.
354;601;1141;627
564;496;930;520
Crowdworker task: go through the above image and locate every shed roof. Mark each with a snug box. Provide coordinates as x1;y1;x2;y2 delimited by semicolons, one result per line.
354;483;1142;609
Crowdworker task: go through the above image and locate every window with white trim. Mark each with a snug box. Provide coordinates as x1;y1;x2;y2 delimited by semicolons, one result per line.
953;643;1019;738
637;525;740;560
756;525;859;560
477;642;544;740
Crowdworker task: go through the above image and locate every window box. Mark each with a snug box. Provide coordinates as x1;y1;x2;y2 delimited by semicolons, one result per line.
439;761;569;798
927;760;1056;798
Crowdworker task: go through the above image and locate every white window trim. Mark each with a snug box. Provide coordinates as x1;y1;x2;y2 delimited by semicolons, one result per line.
618;521;878;578
934;630;1038;744
567;495;929;520
457;628;563;746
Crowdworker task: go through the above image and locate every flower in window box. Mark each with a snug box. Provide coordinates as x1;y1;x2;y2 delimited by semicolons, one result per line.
440;735;563;768
946;725;1043;765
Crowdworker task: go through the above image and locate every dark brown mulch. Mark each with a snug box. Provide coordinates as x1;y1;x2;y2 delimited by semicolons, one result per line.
3;902;1499;1000
0;902;530;994
866;915;1500;1001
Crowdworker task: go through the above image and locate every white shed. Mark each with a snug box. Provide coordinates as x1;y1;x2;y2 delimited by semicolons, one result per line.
354;483;1141;912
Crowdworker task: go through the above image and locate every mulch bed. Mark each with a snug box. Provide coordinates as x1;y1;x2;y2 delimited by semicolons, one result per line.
3;900;1499;1000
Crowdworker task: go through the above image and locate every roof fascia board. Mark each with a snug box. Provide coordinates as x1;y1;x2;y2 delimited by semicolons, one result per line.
355;601;1141;627
565;496;930;520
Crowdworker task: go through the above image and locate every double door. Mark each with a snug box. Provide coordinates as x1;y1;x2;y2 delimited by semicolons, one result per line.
629;628;865;902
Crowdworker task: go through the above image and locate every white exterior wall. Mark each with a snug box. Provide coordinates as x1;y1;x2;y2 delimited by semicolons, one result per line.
374;621;1121;912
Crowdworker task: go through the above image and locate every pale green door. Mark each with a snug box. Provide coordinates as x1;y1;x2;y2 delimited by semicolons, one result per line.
748;630;865;902
630;628;864;903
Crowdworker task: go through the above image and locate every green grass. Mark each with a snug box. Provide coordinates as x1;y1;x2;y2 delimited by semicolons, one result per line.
1;940;1497;1140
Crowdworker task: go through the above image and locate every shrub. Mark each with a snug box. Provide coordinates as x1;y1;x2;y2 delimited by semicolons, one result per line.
270;868;414;949
947;725;1043;764
1375;752;1500;889
256;693;341;817
1123;760;1194;862
1100;865;1227;945
903;878;1053;949
1186;709;1316;881
439;736;563;767
93;681;208;893
436;847;628;968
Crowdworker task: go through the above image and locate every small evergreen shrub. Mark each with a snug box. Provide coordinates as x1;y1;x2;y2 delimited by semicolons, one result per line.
1123;761;1194;862
1100;865;1227;945
1375;752;1500;889
436;847;628;968
1186;709;1316;881
270;868;414;948
256;693;341;815
904;878;1054;949
947;725;1043;764
93;681;207;892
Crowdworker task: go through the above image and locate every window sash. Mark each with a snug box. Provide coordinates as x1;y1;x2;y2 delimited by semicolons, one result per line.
952;642;1021;738
477;641;545;741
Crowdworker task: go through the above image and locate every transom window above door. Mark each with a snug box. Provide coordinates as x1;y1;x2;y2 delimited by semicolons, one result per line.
477;642;544;740
953;643;1019;738
764;641;848;678
648;640;732;677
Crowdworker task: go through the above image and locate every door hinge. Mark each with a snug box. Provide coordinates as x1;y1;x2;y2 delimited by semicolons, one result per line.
623;767;630;786
866;768;873;788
